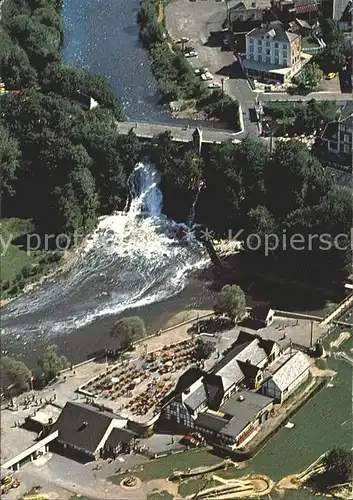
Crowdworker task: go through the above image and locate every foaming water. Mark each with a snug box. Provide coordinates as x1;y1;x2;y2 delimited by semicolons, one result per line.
1;162;208;342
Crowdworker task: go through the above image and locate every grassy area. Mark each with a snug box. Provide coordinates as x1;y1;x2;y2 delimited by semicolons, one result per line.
1;219;38;282
1;218;61;299
178;477;210;497
109;449;221;483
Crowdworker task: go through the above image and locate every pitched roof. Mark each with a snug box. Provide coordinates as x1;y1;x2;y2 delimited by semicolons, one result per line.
53;402;123;454
220;391;273;438
195;411;228;433
271;351;310;391
294;0;320;12
184;384;208;411
340;101;353;122
105;428;135;448
333;0;352;20
246;23;299;43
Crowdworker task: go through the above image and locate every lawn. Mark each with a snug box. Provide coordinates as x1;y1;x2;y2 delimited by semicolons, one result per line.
1;218;61;299
1;218;39;282
109;449;222;483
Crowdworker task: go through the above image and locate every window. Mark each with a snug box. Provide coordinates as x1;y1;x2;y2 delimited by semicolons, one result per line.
283;59;288;66
258;55;262;62
329;141;338;150
258;46;262;53
343;144;350;153
266;49;270;55
344;134;350;143
250;38;254;45
258;39;262;45
249;54;254;60
266;41;270;47
275;57;279;65
275;49;279;56
266;56;270;64
275;42;278;48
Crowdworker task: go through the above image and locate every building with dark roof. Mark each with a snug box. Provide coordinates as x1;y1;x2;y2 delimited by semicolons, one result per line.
244;22;303;83
229;3;265;34
320;102;353;167
161;331;285;447
193;391;273;449
53;402;134;460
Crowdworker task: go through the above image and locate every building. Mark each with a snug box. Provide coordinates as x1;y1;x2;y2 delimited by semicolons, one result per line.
161;330;287;446
261;351;311;402
244;22;302;83
332;0;352;30
194;391;273;449
73;90;99;110
229;3;265;34
52;402;135;461
250;305;275;328
320;102;353;166
289;18;312;36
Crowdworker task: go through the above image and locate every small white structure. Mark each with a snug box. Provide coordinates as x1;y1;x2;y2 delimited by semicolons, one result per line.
262;351;310;403
251;305;275;327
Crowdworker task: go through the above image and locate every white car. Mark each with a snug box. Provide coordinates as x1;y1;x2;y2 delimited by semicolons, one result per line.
201;71;213;80
185;50;198;58
207;82;221;88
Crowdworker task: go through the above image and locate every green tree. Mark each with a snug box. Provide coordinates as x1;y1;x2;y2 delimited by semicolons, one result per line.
194;338;215;361
247;205;276;237
214;284;247;322
38;344;68;381
0;123;21;197
112;316;146;347
323;448;352;484
300;62;323;89
0;356;31;390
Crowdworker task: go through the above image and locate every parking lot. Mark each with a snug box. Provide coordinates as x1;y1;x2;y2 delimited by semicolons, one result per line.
165;0;261;135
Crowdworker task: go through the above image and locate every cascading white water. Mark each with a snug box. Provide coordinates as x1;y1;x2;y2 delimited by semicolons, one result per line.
1;162;209;343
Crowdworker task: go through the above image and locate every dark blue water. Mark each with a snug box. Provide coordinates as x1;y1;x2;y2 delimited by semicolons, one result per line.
63;0;172;122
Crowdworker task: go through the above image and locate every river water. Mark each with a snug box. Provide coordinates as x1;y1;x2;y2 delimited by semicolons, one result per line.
63;0;171;122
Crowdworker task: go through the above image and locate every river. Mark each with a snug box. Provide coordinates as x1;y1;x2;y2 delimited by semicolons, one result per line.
63;0;170;122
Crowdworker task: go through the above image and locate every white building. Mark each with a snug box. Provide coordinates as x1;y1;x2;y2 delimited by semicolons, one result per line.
244;22;302;83
261;351;311;403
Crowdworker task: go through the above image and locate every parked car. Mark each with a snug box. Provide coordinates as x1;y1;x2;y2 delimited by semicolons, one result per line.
326;72;337;80
207;82;221;88
185;50;198;58
201;71;213;80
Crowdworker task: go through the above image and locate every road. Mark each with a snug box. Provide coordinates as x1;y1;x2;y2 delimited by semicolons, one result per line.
116;121;241;143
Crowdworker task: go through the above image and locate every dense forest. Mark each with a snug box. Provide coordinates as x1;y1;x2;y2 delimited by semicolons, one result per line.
153;132;352;289
0;0;139;237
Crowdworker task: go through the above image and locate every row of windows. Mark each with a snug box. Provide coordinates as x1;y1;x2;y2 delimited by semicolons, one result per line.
249;47;287;57
248;54;287;65
249;38;288;50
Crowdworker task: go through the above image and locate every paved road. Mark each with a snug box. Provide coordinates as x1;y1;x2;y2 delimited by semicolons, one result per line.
116;121;241;143
259;92;353;102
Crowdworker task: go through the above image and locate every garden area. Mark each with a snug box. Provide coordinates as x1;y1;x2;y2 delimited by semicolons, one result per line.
262;99;339;137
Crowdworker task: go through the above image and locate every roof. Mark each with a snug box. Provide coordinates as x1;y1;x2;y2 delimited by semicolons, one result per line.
294;0;320;13
195;411;228;433
220;391;273;438
333;0;352;21
246;23;300;43
213;340;249;385
235;339;268;366
184;384;208;411
174;368;205;396
271;351;310;391
295;18;311;28
105;427;135;448
340;101;353;122
203;374;225;410
251;305;272;321
53;402;123;454
230;6;264;22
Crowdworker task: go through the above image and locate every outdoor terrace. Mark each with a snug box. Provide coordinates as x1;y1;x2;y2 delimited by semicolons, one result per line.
78;339;199;424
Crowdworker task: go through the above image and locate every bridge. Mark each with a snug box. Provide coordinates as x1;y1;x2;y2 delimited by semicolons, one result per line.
116;121;241;144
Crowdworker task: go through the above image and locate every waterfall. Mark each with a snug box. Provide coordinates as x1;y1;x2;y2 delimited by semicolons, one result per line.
2;162;209;345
